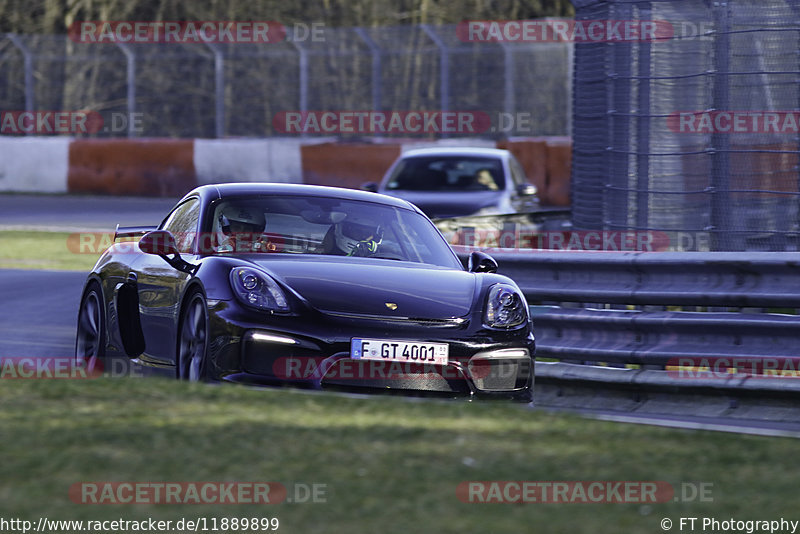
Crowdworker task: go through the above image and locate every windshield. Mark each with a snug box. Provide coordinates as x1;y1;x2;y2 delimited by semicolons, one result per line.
386;155;505;192
207;195;462;269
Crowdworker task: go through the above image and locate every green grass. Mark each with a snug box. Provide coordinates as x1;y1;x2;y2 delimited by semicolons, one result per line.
0;231;107;271
0;378;796;533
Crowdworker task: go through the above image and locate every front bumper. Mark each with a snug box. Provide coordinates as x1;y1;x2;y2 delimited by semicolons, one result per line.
207;301;534;399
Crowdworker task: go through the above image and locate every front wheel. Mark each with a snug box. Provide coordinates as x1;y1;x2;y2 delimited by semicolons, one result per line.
177;290;209;381
75;281;106;374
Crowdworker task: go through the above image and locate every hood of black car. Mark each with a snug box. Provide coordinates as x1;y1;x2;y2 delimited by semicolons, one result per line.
250;257;476;319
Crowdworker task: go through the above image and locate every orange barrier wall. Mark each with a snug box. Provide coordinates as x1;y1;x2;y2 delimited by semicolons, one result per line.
498;137;572;206
300;142;402;190
68;139;196;196
61;137;573;204
544;138;572;207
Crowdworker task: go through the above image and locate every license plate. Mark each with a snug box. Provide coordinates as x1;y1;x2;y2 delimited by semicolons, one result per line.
351;338;449;365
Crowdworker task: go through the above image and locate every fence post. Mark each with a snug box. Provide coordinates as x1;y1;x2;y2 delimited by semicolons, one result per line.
710;1;734;250
6;34;35;132
566;41;574;138
636;3;653;230
115;42;137;138
793;4;800;248
354;28;382;112
289;30;309;122
607;3;633;231
499;41;516;123
206;42;225;138
421;24;450;136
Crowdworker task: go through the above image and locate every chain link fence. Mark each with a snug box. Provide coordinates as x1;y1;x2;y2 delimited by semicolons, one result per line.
0;23;571;139
571;0;800;251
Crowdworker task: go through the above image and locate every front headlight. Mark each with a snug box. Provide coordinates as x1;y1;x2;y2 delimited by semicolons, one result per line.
230;267;289;312
484;283;527;328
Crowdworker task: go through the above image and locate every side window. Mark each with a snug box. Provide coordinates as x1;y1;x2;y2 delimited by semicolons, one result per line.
162;199;200;253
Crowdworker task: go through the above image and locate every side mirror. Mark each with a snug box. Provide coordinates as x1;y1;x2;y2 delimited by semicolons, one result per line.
139;230;197;275
516;184;537;197
362;182;379;193
468;251;498;273
139;230;179;256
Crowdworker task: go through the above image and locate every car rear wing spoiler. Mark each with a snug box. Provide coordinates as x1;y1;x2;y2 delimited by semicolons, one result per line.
114;224;158;240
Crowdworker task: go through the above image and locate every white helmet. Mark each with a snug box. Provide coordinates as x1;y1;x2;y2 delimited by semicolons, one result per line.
334;215;383;256
220;206;266;234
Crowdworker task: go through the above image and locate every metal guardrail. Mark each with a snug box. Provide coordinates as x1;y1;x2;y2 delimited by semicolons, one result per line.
482;251;800;308
452;249;800;414
531;306;800;366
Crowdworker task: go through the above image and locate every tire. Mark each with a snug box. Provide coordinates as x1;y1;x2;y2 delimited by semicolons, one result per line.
176;289;209;381
75;281;106;375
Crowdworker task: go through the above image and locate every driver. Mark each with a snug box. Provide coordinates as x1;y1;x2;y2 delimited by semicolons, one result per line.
331;215;383;257
215;206;276;253
475;168;499;191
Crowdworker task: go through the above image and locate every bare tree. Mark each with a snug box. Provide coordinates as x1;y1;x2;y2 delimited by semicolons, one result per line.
0;0;573;33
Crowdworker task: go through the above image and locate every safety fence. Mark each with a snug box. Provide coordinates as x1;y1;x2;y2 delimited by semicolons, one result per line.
0;23;571;138
571;0;800;251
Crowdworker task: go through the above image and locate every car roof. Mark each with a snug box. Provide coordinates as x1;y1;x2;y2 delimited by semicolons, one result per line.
179;182;420;211
398;146;510;158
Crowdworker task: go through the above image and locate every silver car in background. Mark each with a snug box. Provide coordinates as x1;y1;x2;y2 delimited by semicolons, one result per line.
364;147;539;219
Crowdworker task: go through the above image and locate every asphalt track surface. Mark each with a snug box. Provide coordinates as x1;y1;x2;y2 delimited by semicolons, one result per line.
0;269;85;358
2;193;799;436
0;194;179;357
0;193;179;231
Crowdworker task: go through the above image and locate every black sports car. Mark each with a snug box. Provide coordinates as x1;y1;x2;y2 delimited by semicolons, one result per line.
75;183;534;399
